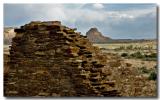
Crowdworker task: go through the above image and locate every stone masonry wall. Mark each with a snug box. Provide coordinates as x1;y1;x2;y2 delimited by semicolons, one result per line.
4;21;121;97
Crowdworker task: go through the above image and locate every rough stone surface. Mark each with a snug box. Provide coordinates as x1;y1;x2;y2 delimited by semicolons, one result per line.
4;21;121;97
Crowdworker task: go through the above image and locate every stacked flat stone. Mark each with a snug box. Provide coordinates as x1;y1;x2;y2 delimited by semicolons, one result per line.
4;21;121;97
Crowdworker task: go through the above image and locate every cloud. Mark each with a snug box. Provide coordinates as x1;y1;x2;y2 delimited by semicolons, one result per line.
4;4;157;39
92;4;104;9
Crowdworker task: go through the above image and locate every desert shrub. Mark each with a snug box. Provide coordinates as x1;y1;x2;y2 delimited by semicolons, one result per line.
147;46;153;50
121;53;128;57
143;57;157;61
154;65;157;68
148;53;157;58
120;46;125;50
134;46;138;50
100;48;107;50
139;67;149;73
126;45;133;50
143;53;157;61
148;71;157;80
134;46;142;50
130;51;145;59
115;46;125;51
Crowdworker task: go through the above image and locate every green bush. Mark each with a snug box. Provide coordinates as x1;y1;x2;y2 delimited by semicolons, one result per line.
115;46;125;51
143;58;157;61
100;48;107;50
121;53;128;57
148;71;157;80
130;51;145;59
149;53;157;58
119;46;125;50
143;53;157;61
154;65;157;68
126;45;133;50
139;67;149;73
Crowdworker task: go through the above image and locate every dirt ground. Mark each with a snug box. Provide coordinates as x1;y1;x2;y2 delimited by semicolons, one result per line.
95;41;157;97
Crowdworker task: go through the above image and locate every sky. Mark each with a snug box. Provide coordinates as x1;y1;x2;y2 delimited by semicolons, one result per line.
4;4;157;39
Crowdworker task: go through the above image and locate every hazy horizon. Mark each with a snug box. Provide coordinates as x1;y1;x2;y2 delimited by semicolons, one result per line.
4;4;157;39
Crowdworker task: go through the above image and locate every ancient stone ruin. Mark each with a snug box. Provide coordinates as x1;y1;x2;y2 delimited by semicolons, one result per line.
4;21;121;97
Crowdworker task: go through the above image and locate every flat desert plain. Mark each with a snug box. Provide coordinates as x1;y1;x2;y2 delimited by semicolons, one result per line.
94;41;157;96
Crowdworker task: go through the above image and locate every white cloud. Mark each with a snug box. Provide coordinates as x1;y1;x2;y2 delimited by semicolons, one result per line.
6;4;156;25
4;4;156;39
92;3;104;9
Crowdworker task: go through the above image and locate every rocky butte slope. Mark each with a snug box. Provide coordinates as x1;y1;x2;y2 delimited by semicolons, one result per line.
4;21;121;97
86;28;112;43
86;28;155;43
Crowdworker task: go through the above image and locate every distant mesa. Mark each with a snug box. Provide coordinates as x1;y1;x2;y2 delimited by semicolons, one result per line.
86;27;155;43
4;26;155;45
86;28;112;43
4;27;16;45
